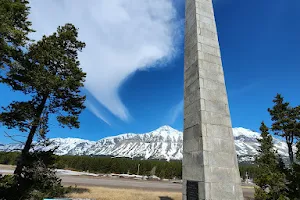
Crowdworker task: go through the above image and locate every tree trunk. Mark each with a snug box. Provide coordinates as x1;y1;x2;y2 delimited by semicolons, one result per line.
287;142;294;164
14;94;48;176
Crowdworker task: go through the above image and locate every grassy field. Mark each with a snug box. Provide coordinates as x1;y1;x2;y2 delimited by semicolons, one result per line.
67;186;181;200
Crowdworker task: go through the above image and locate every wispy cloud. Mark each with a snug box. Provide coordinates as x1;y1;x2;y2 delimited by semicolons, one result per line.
28;0;181;123
229;81;263;97
167;100;183;125
85;100;111;126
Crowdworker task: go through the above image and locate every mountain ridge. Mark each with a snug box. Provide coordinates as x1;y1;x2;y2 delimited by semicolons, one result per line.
0;126;293;162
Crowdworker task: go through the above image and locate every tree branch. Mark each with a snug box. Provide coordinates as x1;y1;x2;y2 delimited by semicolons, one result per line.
4;131;26;144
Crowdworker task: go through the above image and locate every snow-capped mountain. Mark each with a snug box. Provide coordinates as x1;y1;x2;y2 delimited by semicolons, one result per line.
0;126;293;162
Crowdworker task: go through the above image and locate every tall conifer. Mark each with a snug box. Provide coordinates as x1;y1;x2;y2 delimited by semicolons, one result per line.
268;94;300;164
0;24;86;176
254;122;287;200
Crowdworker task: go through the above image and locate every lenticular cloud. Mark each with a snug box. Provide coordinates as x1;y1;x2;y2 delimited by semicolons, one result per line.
28;0;180;123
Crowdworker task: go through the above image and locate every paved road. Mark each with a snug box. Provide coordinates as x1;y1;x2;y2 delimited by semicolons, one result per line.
62;176;181;192
61;176;254;199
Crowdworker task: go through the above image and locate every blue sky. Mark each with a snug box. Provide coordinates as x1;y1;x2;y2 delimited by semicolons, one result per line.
1;0;300;143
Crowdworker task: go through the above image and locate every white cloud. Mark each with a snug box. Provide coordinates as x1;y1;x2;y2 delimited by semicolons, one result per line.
85;100;111;126
168;100;183;125
28;0;181;123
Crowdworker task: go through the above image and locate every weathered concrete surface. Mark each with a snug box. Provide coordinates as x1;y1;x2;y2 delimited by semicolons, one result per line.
183;0;244;199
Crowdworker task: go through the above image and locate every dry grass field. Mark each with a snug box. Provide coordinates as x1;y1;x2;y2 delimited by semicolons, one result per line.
0;164;14;170
67;186;181;200
0;164;253;199
66;186;254;200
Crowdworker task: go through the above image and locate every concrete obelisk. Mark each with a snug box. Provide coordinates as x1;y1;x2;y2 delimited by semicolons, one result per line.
183;0;244;199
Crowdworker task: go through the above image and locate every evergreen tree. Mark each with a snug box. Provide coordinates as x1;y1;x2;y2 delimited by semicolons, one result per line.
0;0;34;69
297;141;300;160
254;122;287;200
0;23;86;177
286;141;300;199
277;154;287;174
268;94;300;164
286;164;300;199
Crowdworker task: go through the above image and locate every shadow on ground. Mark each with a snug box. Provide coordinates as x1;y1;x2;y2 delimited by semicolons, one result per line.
159;197;174;200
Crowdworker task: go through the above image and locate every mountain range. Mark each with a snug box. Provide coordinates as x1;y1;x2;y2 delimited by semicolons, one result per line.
0;126;293;163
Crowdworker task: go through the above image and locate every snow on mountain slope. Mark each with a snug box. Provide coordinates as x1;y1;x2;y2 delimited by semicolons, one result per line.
233;127;261;138
41;138;96;155
87;126;183;160
0;126;293;162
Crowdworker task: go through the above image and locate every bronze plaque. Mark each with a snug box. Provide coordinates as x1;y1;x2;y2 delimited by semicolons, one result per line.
187;180;199;200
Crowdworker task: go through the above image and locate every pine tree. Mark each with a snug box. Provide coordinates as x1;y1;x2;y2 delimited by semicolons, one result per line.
277;154;286;174
286;164;300;199
254;122;287;200
297;141;300;161
0;23;86;177
286;141;300;199
0;0;34;69
268;94;300;164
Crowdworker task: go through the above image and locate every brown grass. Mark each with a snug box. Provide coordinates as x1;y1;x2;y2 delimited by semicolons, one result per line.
0;164;15;170
67;186;182;200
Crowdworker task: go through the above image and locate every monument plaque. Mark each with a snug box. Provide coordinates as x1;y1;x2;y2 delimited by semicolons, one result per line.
187;181;199;200
183;0;244;199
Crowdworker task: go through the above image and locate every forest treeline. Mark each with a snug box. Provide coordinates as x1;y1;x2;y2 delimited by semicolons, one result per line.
0;151;257;180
